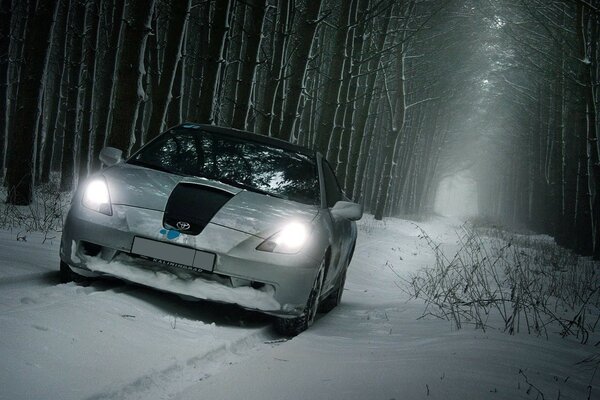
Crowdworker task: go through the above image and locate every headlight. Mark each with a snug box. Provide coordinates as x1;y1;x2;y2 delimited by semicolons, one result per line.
82;178;112;216
257;222;309;254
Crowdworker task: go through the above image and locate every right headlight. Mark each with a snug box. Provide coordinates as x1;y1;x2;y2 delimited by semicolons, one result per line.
82;178;112;216
257;222;310;254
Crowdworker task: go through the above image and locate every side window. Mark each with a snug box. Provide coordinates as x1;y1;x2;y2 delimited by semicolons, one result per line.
322;160;343;208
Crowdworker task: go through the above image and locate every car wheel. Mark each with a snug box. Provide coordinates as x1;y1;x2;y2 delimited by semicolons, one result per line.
320;267;347;313
59;261;87;284
274;261;325;336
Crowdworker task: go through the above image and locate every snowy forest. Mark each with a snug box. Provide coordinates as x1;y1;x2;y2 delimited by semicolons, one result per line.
1;0;600;255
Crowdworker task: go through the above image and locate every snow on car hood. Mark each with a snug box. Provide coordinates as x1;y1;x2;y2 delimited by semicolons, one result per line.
102;163;242;211
210;190;319;238
102;163;319;238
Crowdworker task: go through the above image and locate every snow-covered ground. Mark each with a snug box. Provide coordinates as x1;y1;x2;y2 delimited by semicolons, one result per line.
1;216;598;399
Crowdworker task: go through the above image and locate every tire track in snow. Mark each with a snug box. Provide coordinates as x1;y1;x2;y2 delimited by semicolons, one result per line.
84;326;276;400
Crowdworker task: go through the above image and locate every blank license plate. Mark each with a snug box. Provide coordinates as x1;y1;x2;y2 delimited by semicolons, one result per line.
131;237;215;272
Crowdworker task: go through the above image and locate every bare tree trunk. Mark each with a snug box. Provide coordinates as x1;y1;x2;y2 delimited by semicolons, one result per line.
78;0;101;180
232;0;267;130
220;0;245;125
255;0;289;135
578;3;600;257
277;0;322;141
336;0;369;186
5;0;59;204
41;0;70;185
196;0;231;124
374;1;414;220
146;0;190;141
187;2;210;121
315;0;352;156
60;0;88;192
346;6;391;198
168;28;185;128
0;0;10;173
107;0;156;154
92;0;124;169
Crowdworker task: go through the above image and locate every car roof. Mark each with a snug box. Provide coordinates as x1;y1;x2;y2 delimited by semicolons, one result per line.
172;123;317;158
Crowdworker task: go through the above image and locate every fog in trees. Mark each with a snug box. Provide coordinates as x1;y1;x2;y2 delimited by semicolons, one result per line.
1;0;599;256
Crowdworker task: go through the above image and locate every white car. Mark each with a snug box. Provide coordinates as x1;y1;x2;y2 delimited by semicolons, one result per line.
60;123;362;335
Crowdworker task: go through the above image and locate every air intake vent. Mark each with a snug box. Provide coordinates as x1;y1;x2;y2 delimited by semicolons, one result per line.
163;183;234;235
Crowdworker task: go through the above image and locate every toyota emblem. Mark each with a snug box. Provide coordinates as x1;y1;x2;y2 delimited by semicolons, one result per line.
176;221;191;231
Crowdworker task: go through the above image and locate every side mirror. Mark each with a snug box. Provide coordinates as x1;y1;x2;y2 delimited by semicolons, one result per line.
330;201;363;221
99;147;123;167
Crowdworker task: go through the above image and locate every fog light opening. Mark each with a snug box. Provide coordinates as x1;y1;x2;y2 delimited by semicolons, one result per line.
251;281;265;289
80;241;102;257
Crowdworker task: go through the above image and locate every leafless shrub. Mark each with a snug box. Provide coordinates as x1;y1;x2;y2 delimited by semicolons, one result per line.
0;182;70;241
405;223;600;343
357;216;387;235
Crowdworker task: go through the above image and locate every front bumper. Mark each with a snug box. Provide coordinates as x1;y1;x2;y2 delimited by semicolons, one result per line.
60;202;322;317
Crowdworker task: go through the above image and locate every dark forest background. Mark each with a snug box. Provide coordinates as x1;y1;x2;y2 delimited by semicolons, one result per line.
0;0;599;256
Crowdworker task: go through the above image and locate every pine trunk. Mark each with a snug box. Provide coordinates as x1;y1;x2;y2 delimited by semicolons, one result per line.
78;0;101;180
315;0;352;156
92;0;124;169
346;7;391;198
231;0;267;130
196;0;231;124
336;0;369;186
0;0;11;173
59;0;87;192
277;0;322;141
5;0;59;204
255;0;289;136
146;0;190;141
107;0;156;154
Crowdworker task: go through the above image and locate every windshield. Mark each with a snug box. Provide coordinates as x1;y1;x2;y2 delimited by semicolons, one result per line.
128;128;320;205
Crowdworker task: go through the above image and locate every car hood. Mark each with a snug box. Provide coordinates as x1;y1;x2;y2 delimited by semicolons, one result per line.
102;163;319;238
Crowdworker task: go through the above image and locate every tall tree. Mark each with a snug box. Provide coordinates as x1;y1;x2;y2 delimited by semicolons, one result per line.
146;0;191;141
374;0;415;220
315;0;352;156
255;0;290;136
59;0;88;192
5;0;59;204
78;0;101;180
276;0;323;141
0;0;11;173
231;0;268;130
41;0;71;184
195;0;231;124
106;0;156;154
91;0;124;170
346;5;392;199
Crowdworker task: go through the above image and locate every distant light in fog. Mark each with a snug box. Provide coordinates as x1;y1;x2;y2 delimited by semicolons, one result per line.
434;172;479;217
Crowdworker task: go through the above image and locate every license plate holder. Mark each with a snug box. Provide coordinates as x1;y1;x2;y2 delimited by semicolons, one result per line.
131;237;215;272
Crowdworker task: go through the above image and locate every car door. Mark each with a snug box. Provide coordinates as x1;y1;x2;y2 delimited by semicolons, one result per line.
320;158;352;294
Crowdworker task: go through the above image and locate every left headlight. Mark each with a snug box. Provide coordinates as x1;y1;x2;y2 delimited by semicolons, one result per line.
82;178;112;216
257;222;310;254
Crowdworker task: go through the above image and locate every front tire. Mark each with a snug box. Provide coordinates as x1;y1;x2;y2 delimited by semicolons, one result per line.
320;267;347;313
59;261;88;284
275;262;325;336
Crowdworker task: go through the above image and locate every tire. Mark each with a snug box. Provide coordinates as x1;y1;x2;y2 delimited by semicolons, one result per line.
319;267;347;313
320;241;354;313
274;261;325;336
59;261;87;284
